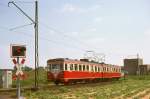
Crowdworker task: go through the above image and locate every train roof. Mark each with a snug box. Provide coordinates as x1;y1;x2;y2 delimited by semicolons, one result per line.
47;58;121;67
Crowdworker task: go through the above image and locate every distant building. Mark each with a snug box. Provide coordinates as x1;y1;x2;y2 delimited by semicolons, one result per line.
124;58;143;75
139;64;150;75
0;69;12;88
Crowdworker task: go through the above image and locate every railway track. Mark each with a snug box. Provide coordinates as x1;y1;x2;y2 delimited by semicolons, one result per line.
0;80;119;92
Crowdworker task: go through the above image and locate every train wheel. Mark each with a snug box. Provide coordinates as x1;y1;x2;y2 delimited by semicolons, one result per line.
54;80;60;85
64;82;69;85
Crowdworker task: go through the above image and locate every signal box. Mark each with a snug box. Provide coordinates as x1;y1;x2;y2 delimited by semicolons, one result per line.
11;44;26;58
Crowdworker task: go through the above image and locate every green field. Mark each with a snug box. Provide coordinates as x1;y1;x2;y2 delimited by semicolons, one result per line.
12;70;150;99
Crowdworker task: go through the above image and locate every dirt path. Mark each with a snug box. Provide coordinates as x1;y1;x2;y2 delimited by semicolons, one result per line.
0;94;15;99
0;92;16;99
113;89;149;99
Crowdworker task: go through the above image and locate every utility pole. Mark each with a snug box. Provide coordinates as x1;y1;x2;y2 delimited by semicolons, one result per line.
35;0;39;88
16;57;20;99
8;0;39;89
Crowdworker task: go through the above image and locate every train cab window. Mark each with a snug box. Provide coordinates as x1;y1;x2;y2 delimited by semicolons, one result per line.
83;65;85;71
86;65;89;71
74;64;78;71
79;65;82;71
60;64;63;70
48;64;51;71
51;64;60;70
65;64;68;70
70;64;74;71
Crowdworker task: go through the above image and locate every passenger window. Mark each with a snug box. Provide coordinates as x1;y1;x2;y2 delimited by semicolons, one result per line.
98;67;100;72
104;67;106;72
91;66;94;71
74;64;78;71
79;65;82;71
86;65;89;71
65;64;67;70
95;66;97;72
83;65;85;71
70;64;73;71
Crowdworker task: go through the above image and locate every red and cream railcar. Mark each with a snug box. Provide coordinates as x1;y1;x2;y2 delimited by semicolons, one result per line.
47;58;121;85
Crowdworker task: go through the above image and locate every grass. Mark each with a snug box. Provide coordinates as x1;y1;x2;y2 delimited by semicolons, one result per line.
11;70;150;99
12;69;48;87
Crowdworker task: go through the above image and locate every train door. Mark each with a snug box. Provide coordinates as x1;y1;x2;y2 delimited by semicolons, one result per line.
51;64;63;78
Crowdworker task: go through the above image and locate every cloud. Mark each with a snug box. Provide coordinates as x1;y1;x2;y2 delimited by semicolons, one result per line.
94;17;103;23
70;32;79;36
88;28;97;32
60;3;101;13
87;37;106;45
61;3;84;13
88;5;101;11
144;28;150;36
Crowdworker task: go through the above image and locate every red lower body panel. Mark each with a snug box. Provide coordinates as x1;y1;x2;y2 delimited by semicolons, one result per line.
47;71;121;84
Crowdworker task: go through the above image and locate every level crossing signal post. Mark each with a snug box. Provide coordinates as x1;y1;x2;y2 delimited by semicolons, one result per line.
11;44;26;99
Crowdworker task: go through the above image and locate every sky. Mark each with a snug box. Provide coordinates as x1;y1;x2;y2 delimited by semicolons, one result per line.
0;0;150;69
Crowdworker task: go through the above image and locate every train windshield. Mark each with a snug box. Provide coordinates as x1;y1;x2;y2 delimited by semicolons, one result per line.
49;64;63;71
52;64;60;70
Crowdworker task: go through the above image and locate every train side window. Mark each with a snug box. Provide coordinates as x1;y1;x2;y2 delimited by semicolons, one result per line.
95;66;97;72
70;64;73;71
91;66;94;72
65;64;67;70
104;67;106;72
107;67;109;72
93;66;95;72
79;65;82;71
98;67;100;72
86;65;89;71
100;67;102;72
83;65;85;71
74;64;78;71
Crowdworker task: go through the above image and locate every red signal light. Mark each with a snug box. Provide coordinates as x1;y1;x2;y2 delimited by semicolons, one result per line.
17;48;21;53
21;59;25;64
